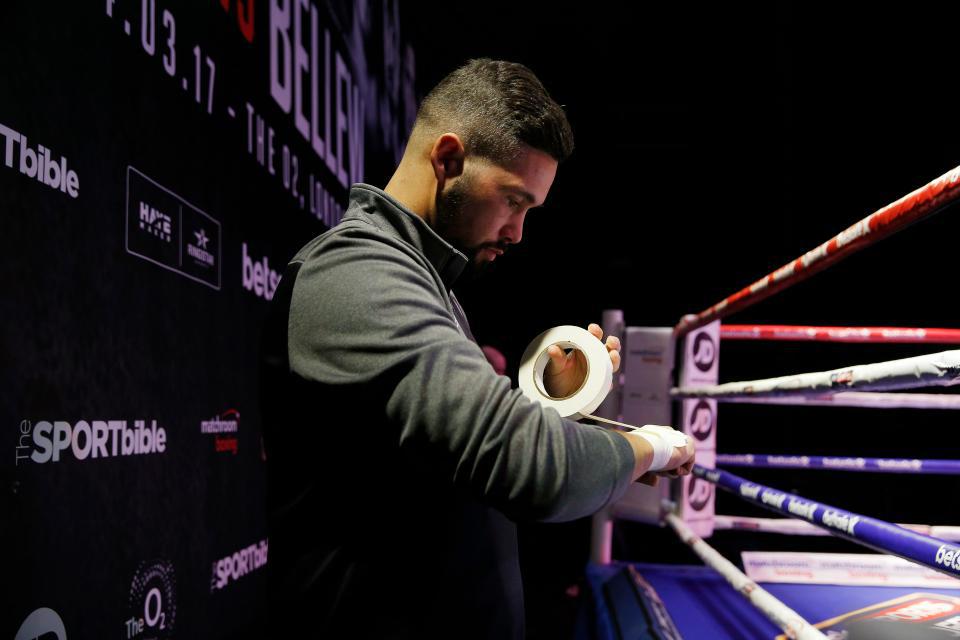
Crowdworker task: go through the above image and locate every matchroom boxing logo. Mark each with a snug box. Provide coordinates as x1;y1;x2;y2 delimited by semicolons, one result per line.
15;419;167;465
201;408;240;454
0;122;80;198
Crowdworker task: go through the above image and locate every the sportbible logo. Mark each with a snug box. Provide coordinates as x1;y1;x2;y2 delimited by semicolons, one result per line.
210;538;269;592
15;607;67;640
242;242;280;301
691;332;716;373
126;559;177;639
16;419;167;465
126;166;221;290
201;408;240;455
0;122;79;198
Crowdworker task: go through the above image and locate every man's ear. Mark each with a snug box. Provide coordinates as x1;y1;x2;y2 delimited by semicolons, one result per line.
430;133;465;187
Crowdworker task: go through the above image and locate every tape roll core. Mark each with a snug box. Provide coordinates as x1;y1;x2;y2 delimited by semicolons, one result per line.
519;325;613;420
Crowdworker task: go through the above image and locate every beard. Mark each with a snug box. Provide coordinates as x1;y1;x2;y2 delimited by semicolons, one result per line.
434;173;508;284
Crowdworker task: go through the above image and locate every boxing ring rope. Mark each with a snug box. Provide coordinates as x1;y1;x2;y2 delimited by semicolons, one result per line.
664;510;829;640
720;324;960;344
713;515;960;543
672;349;960;399
591;164;960;636
689;465;960;580
716;454;960;474
722;391;960;410
674;164;960;337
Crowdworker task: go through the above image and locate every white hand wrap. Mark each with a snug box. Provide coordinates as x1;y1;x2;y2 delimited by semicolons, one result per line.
627;425;689;472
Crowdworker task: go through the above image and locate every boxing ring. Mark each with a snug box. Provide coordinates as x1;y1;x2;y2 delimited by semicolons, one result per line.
574;164;960;638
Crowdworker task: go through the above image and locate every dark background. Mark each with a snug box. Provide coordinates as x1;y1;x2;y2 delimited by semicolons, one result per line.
5;1;960;638
404;3;960;637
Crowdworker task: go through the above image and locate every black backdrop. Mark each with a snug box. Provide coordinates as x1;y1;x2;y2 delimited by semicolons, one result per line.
6;2;960;638
3;1;416;637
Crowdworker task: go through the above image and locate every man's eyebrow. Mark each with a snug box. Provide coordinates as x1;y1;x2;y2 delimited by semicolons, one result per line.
501;185;541;207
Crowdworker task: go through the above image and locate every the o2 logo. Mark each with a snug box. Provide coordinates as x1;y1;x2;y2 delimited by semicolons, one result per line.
688;400;714;442
125;559;177;639
692;332;716;372
687;477;712;512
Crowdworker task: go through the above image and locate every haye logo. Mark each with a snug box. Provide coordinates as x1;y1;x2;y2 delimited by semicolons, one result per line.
687;476;712;512
692;332;716;372
688;400;714;441
15;607;67;640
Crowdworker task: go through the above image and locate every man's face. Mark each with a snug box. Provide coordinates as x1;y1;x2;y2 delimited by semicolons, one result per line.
434;145;558;278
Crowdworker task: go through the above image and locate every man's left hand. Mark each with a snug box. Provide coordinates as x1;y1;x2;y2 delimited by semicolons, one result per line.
543;323;620;397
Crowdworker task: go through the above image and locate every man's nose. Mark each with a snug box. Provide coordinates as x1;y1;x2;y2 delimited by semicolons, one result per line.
502;211;526;245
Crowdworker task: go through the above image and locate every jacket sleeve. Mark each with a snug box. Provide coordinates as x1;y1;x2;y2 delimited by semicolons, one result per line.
287;231;637;523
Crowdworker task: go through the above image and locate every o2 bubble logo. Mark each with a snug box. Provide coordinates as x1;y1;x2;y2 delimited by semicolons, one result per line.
692;332;716;373
125;559;177;639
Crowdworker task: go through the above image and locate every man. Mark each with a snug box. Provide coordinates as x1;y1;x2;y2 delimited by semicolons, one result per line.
260;58;695;638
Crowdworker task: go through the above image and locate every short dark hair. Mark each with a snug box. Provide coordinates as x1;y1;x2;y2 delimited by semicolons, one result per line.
414;58;574;165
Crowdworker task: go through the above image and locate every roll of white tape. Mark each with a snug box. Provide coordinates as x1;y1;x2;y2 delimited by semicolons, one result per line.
518;325;613;420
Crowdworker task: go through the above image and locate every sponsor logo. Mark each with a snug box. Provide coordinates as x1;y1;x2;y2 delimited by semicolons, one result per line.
787;498;818;520
822;457;865;469
201;408;240;455
934;615;960;635
242;242;280;301
829;370;855;386
691;332;716;372
687;476;712;511
767;455;810;467
16;419;167;466
740;483;762;500
126;166;221;290
126;559;177;638
877;458;923;470
15;607;67;640
687;400;714;441
187;228;215;266
138;201;173;242
936;545;960;572
0;122;79;198
760;489;787;509
821;510;861;535
879;598;958;622
210;538;269;592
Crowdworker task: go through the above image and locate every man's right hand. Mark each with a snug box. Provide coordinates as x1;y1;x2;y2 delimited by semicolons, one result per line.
615;426;696;486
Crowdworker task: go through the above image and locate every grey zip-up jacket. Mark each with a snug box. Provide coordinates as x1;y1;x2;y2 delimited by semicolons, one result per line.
260;183;636;639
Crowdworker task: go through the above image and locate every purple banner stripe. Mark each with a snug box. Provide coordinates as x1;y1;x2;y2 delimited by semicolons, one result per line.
693;464;960;579
716;454;960;474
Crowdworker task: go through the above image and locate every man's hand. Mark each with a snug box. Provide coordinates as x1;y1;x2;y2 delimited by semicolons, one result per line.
617;427;696;486
543;323;620;397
